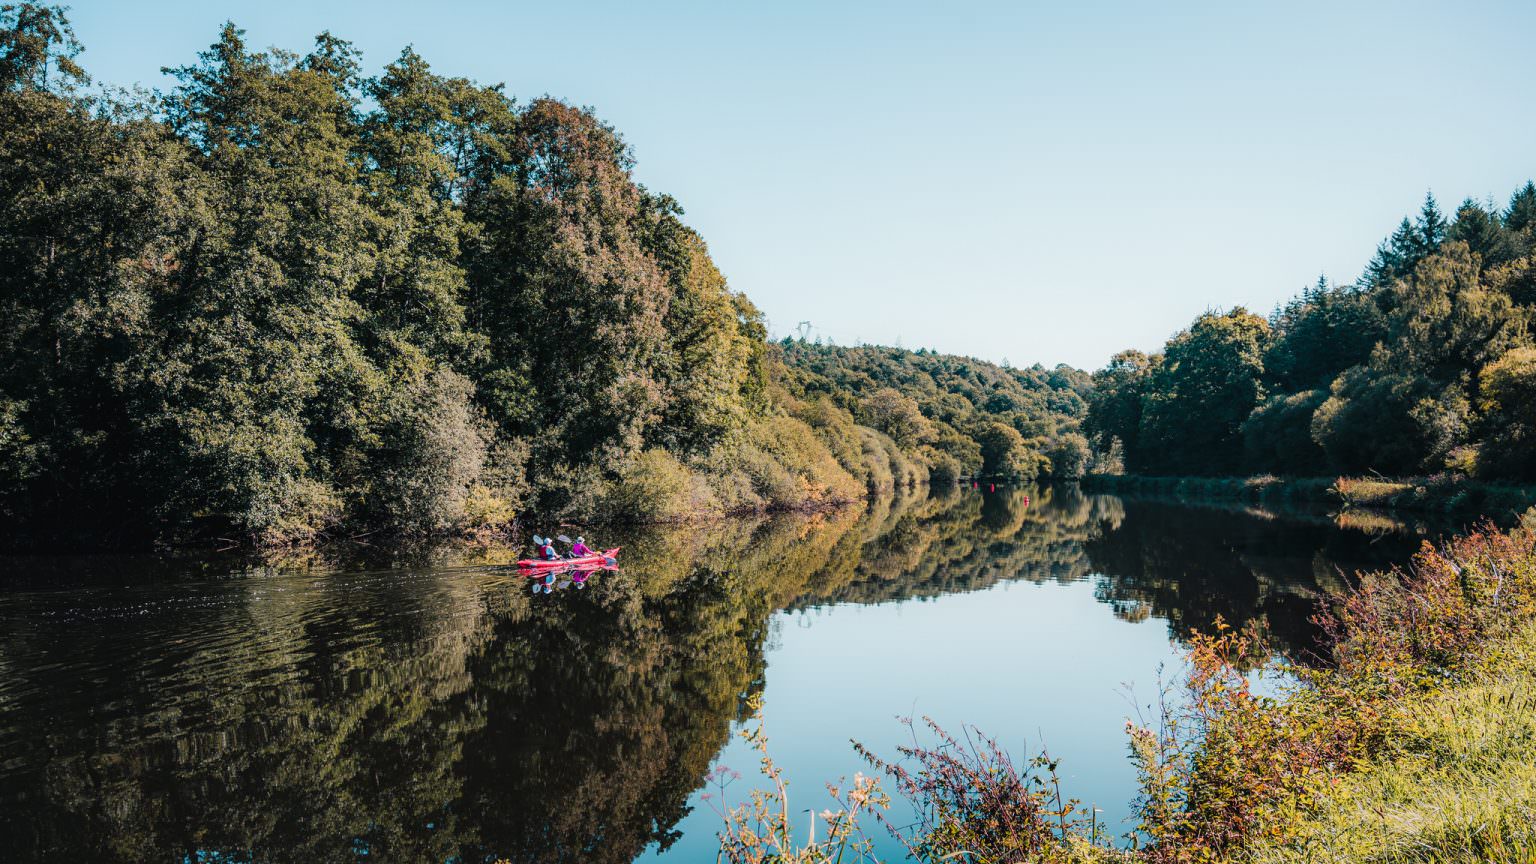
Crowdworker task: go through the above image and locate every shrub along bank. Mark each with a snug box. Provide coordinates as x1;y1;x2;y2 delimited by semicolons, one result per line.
1082;472;1536;520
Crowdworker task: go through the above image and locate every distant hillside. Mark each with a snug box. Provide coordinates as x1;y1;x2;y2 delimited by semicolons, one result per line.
773;340;1094;484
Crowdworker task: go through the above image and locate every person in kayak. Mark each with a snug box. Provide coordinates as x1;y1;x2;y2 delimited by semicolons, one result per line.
570;536;594;557
537;536;561;561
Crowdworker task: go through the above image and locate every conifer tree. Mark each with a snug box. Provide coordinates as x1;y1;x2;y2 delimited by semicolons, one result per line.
1448;197;1517;268
1416;191;1448;254
1363;218;1419;287
1506;181;1536;235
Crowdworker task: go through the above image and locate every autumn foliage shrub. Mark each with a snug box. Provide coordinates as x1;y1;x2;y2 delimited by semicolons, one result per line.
856;717;1117;864
1129;517;1536;861
1127;623;1339;862
605;449;705;522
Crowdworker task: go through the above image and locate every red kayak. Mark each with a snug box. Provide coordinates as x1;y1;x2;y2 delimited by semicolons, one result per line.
515;547;620;571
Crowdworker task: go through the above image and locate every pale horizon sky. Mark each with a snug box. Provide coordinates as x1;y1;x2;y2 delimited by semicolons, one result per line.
63;0;1536;370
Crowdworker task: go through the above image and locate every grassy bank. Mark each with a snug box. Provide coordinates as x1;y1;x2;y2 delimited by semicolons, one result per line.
716;513;1536;863
1250;621;1536;863
1081;472;1536;520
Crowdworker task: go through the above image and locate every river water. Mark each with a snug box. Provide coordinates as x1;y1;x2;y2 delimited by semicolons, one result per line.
0;486;1465;862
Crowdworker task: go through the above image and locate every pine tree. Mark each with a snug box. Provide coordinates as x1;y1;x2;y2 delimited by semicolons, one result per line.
1448;197;1517;268
1306;273;1327;301
1363;218;1417;287
1506;181;1536;235
1415;191;1447;255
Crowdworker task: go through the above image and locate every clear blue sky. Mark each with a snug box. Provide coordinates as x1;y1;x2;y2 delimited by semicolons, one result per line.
65;0;1536;370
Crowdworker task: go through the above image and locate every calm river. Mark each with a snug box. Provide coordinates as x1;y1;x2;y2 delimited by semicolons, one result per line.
0;486;1465;862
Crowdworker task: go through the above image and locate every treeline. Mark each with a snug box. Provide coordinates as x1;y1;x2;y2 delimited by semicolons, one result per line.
0;6;1083;549
1087;183;1536;481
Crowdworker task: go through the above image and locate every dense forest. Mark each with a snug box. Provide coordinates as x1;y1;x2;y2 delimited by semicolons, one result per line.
0;6;1084;549
1086;183;1536;481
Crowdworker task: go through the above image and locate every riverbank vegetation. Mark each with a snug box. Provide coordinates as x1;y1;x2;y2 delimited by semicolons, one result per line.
0;5;1085;549
1083;472;1536;519
717;513;1536;862
1086;184;1536;494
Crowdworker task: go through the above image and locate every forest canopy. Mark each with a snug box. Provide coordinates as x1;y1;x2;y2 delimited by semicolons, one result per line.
0;5;1083;549
1085;186;1536;481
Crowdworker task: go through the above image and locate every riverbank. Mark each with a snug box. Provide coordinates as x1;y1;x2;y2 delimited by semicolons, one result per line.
1132;514;1536;863
717;512;1536;863
1251;622;1536;862
1081;472;1536;520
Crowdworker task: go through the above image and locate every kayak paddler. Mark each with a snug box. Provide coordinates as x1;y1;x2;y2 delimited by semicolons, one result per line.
537;536;560;561
570;536;593;557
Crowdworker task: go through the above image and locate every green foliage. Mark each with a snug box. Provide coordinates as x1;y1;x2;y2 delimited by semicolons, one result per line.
1310;361;1449;475
976;421;1044;480
1477;345;1536;478
926;450;964;486
1044;431;1091;480
1241;389;1328;475
1384;242;1524;381
1084;350;1154;464
1092;180;1536;483
1136;309;1272;476
368;365;492;534
720;414;866;510
0;3;84;93
647;226;765;455
776;341;1087;482
0;394;41;507
605;449;703;522
858;386;930;447
463;96;671;501
8;7;1022;547
1265;277;1386;393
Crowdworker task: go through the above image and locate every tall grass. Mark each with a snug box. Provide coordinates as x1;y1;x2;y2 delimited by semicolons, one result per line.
1249;624;1536;863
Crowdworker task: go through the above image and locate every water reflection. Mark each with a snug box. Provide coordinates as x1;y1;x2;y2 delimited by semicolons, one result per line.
0;487;1446;862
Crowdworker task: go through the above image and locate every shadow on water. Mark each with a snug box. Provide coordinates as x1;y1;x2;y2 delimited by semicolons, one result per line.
0;485;1458;862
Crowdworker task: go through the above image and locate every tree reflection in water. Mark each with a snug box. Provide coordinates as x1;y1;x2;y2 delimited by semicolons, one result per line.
0;486;1443;862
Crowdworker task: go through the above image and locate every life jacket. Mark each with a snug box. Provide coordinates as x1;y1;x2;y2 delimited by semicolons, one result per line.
540;543;558;560
572;542;592;556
